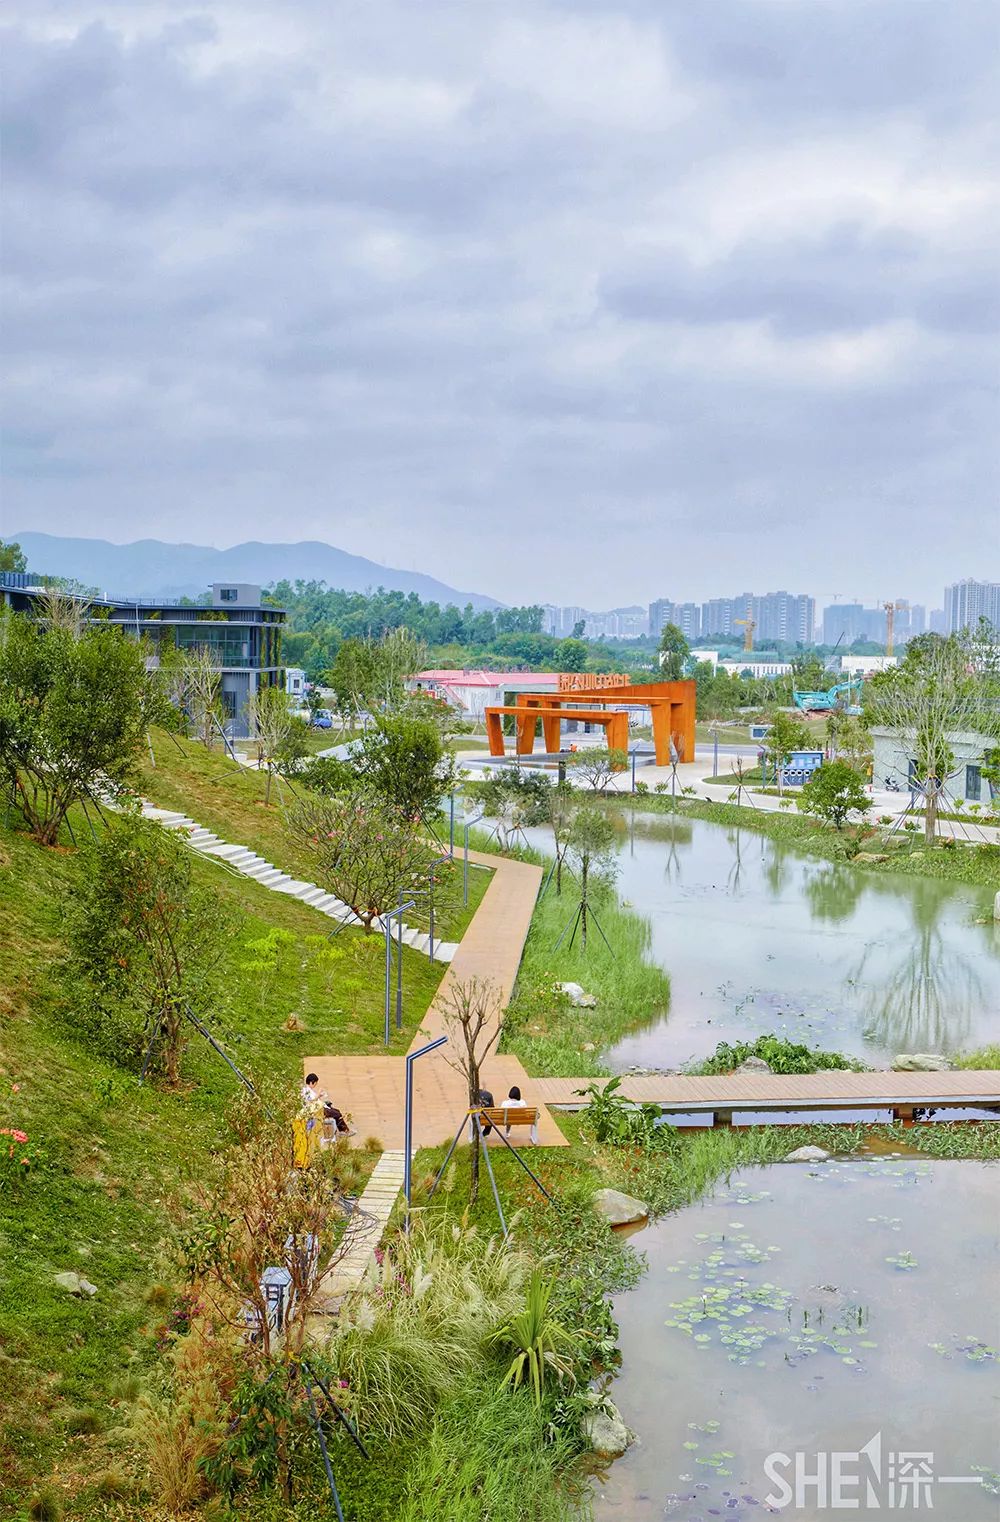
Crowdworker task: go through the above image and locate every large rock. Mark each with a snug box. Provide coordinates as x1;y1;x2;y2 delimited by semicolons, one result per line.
555;981;597;1008
854;852;890;863
54;1271;98;1297
737;1055;772;1074
893;1053;952;1072
582;1400;634;1459
592;1188;649;1226
783;1145;830;1163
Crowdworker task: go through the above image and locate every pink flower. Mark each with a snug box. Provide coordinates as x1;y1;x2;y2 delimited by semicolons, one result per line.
11;1084;20;1094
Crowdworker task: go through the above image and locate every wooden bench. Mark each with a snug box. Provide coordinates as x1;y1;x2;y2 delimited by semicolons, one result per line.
479;1106;540;1144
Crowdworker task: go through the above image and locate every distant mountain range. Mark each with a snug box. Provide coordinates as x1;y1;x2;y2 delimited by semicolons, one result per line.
11;532;501;610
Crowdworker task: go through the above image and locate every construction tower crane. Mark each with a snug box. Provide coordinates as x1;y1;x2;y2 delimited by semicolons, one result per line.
734;598;755;653
883;599;905;658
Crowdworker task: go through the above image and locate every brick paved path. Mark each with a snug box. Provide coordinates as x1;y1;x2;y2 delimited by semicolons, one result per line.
305;848;569;1149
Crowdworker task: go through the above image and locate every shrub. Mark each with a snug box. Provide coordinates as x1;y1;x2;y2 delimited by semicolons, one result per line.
28;1488;63;1522
575;1076;673;1150
954;1045;1000;1070
690;1034;862;1076
490;1272;576;1405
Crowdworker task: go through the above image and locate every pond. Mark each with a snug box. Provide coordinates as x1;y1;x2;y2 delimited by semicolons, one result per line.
527;811;1000;1067
592;1156;1000;1521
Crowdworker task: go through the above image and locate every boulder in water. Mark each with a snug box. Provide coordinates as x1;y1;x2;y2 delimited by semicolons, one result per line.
592;1188;649;1226
893;1053;952;1071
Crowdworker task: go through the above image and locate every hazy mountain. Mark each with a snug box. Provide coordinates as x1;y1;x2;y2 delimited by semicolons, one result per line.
12;532;501;609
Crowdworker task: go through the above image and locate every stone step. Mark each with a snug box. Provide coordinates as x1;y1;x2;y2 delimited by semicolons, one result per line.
201;843;251;861
298;888;330;906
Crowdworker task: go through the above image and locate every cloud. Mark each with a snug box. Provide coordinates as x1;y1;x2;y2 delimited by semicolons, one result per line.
2;0;997;606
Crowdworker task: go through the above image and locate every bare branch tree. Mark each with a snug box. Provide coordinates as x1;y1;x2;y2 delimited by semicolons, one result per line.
438;977;503;1205
244;683;296;803
181;645;223;747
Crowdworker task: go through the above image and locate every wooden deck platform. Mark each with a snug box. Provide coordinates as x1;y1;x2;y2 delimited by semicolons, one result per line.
532;1069;1000;1120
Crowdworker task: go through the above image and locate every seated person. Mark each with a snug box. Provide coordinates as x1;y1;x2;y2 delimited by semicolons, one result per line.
501;1084;538;1144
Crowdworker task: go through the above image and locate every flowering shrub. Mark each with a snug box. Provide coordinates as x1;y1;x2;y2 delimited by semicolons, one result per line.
0;1126;44;1189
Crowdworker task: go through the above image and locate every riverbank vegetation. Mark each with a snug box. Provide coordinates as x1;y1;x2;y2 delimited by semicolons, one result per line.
619;792;1000;890
502;882;669;1078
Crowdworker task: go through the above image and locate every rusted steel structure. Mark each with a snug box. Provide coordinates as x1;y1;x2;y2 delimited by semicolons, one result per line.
484;679;696;766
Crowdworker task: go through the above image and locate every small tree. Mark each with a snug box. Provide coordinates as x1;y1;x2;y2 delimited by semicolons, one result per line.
0;609;153;844
565;805;618;949
0;539;27;572
289;793;453;933
544;780;576;895
69;813;231;1083
477;768;551;852
181;644;224;747
826;712;872;776
865;628;1000;841
245;684;298;803
760;711;811;793
168;1087;363;1503
351;712;457;820
658;622;689;680
439;977;503;1205
797;760;871;831
568;747;628;794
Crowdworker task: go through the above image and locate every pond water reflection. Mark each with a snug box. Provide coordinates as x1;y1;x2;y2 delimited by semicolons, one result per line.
592;1158;1000;1522
523;812;1000;1068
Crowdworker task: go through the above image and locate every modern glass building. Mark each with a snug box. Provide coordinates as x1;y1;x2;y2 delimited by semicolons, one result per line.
1;574;285;738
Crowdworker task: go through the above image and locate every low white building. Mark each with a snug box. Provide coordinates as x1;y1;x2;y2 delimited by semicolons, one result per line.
719;660;792;679
870;726;997;802
840;655;897;676
285;666;307;700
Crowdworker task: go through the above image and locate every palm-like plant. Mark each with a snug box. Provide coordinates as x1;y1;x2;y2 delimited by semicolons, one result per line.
490;1272;576;1406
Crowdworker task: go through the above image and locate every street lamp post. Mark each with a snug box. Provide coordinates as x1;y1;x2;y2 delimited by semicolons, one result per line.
403;1035;448;1228
462;810;484;905
382;898;416;1045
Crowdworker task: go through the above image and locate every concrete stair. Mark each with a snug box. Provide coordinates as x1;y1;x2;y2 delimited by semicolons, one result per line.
135;799;456;962
311;1150;407;1310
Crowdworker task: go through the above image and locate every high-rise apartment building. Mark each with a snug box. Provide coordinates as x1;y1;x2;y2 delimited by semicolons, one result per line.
648;599;700;640
702;591;814;644
945;580;1000;634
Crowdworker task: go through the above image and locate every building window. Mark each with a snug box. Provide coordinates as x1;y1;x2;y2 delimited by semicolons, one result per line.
219;587;238;602
965;764;981;801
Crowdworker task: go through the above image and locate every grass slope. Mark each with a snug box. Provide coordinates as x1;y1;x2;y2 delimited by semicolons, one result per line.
137;728;489;942
0;740;486;1517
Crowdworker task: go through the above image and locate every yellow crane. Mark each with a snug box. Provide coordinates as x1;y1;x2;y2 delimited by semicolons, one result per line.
734;599;755;652
882;599;905;658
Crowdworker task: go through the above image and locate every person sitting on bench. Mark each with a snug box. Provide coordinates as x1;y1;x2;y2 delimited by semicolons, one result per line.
301;1073;351;1136
501;1085;539;1145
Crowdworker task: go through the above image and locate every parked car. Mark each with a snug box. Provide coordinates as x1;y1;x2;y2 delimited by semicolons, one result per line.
311;709;334;729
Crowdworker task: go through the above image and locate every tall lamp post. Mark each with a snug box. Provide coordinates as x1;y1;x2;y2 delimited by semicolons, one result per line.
403;1035;448;1228
382;898;416;1045
463;810;484;905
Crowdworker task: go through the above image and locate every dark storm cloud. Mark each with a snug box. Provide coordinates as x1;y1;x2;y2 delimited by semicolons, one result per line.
2;0;997;605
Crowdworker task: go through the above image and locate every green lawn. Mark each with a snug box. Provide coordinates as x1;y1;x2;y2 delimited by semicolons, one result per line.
0;737;491;1517
137;727;489;943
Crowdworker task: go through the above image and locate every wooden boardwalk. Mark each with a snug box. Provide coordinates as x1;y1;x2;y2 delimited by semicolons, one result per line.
306;843;1000;1149
533;1069;1000;1119
305;848;570;1149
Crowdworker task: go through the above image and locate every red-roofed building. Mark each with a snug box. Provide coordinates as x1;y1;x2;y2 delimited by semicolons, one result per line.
410;670;562;723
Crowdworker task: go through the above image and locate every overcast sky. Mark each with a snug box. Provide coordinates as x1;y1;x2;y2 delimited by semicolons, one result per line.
4;0;998;608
